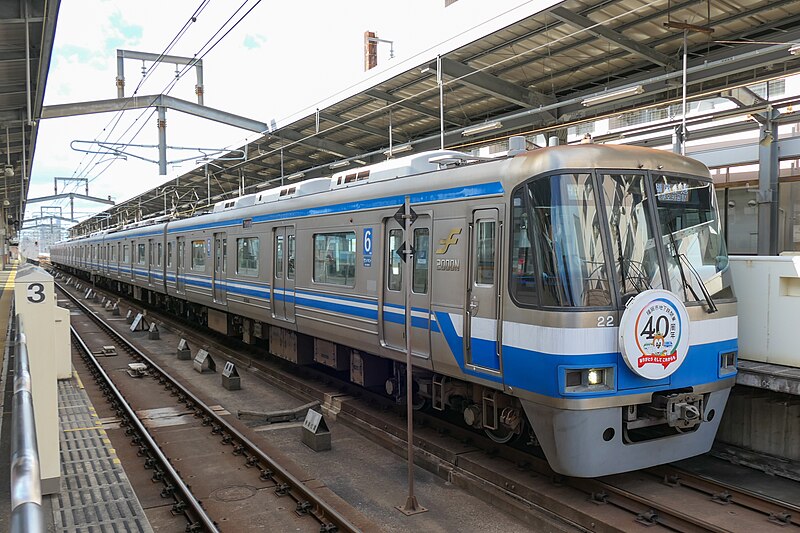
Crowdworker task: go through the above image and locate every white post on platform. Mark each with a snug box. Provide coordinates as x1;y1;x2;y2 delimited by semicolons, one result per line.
14;263;65;494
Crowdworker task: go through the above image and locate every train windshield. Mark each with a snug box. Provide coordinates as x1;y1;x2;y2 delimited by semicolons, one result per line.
654;175;732;301
524;173;612;307
598;173;665;300
511;171;731;309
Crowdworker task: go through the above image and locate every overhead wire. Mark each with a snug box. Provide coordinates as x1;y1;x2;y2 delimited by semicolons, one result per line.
56;0;212;203
68;0;264;225
82;0;262;191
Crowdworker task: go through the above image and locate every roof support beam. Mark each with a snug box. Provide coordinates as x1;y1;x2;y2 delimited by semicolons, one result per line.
43;95;361;159
27;192;114;205
550;6;673;68
365;89;466;127
318;111;387;138
429;57;555;118
266;130;361;158
42;94;269;133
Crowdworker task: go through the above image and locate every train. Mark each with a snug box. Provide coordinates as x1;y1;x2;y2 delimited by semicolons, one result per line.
51;142;738;477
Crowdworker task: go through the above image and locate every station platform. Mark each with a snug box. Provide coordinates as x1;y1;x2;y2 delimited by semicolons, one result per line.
736;359;800;396
52;375;152;532
0;262;151;532
0;263;21;532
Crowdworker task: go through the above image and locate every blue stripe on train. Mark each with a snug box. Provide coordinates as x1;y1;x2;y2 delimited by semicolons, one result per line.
435;311;737;398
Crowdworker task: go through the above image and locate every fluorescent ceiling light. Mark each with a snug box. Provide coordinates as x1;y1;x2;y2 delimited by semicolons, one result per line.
462;121;503;136
789;44;800;56
329;160;350;169
286;171;305;181
581;85;645;107
383;143;413;156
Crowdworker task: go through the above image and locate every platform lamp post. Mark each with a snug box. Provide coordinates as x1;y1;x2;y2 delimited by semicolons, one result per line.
396;195;427;516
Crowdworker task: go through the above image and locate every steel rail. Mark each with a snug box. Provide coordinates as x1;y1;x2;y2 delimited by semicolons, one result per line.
57;282;359;533
10;315;44;533
69;326;218;532
651;465;800;527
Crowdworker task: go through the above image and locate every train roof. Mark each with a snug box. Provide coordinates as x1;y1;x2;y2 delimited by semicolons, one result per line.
54;144;709;247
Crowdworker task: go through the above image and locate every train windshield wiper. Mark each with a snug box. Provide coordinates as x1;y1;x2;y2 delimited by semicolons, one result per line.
678;254;718;313
666;219;717;313
611;210;650;301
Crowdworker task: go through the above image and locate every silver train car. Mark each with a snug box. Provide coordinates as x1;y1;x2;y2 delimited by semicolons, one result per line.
51;143;738;477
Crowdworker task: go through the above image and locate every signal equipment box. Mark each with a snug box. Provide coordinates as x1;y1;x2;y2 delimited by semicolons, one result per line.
314;339;351;371
269;327;314;365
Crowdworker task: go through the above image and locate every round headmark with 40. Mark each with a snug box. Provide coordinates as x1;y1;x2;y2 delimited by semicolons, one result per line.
619;289;691;380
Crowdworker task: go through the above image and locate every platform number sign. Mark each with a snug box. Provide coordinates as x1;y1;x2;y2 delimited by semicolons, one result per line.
27;282;45;304
363;228;373;267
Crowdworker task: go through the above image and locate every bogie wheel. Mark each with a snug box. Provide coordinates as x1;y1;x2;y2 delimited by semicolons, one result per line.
484;419;525;444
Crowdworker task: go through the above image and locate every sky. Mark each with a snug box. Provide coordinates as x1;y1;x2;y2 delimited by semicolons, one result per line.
29;0;544;225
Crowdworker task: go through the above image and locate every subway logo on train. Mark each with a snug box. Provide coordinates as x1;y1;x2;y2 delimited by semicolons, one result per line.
51;143;738;477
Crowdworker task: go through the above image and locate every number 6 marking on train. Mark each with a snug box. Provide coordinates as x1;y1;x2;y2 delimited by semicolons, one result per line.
363;228;373;255
27;283;45;303
597;315;614;327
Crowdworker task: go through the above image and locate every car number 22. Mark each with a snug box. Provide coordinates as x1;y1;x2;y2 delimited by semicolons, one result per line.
597;315;615;327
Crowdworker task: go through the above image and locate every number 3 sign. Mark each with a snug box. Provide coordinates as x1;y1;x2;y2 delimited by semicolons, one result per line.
27;283;46;303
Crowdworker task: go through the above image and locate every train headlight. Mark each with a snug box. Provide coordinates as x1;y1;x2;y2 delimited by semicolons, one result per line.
587;369;604;386
561;366;616;395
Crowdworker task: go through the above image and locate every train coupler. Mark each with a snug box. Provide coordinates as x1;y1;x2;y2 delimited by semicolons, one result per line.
662;392;704;430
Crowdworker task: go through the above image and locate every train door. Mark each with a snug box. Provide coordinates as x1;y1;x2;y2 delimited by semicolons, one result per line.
272;226;295;322
213;232;227;304
465;208;502;372
148;239;155;285
381;215;431;358
176;237;186;294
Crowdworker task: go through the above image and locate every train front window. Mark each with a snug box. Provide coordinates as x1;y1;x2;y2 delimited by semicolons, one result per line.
510;188;537;305
654;175;732;301
598;173;664;301
527;173;611;307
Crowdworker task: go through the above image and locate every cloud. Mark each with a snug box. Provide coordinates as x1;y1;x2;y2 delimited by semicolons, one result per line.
243;34;266;50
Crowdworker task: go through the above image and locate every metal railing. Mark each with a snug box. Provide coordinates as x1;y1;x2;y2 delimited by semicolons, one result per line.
10;315;44;533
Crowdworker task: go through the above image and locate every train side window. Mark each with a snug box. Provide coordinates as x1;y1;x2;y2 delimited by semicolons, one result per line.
157;243;163;267
313;232;356;286
275;235;284;279
123;245;130;263
387;228;402;291
287;235;295;280
191;240;206;271
413;228;429;294
510;188;538;305
475;220;495;286
222;239;227;274
167;243;173;267
237;237;259;276
137;243;146;265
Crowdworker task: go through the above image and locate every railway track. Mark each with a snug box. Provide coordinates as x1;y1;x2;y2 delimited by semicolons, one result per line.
59;281;365;533
56;271;800;533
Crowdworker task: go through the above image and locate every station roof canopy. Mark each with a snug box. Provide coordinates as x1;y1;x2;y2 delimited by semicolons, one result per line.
1;0;60;234
74;0;800;234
